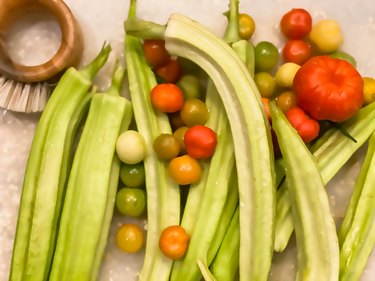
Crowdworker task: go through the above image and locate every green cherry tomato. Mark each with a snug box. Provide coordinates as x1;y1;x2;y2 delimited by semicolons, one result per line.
116;187;146;217
173;126;189;155
254;72;276;98
254;41;279;72
120;162;145;188
153;133;180;160
177;74;202;100
329;51;357;68
179;98;209;127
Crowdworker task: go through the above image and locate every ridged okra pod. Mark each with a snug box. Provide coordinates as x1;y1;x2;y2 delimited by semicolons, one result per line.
338;131;375;281
49;64;132;281
9;45;111;281
270;101;339;281
274;101;375;252
164;13;275;281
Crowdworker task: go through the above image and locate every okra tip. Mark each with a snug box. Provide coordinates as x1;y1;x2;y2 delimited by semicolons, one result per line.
107;60;125;96
79;43;112;81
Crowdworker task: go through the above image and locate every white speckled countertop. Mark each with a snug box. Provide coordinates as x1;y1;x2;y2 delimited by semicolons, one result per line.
1;0;375;280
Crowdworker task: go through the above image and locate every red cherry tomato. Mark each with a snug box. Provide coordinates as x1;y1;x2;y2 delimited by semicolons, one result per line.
143;39;170;68
282;39;311;65
286;106;320;143
184;125;217;159
280;8;312;39
155;58;182;84
293;56;364;122
150;83;184;113
159;225;189;260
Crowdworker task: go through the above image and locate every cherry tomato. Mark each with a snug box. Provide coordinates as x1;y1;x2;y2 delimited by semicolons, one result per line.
168;111;186;130
120;162;145;188
153;133;180;160
184;125;217;159
293;56;364;122
238;13;256;40
154;58;182;84
177;74;202;100
254;41;279;72
275;62;301;88
329;51;356;68
254;72;276;98
280;8;312;39
180;98;209;127
168;155;202;185
151;83;184;113
282;39;311;65
276;91;297;113
116;130;146;164
309;19;343;53
116;224;144;253
173;126;189;154
143;39;170;68
363;77;375;105
159;225;189;260
286;106;320;143
262;98;271;121
116;187;146;217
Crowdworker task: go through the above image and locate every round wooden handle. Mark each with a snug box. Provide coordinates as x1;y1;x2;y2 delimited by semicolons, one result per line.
0;0;84;83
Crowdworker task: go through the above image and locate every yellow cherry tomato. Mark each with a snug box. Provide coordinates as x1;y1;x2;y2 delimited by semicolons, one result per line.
363;77;375;105
116;224;144;253
309;19;344;53
239;13;256;40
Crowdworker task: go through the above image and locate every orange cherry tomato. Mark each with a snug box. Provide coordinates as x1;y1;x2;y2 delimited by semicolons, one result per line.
150;83;184;113
155;58;182;84
286;106;320;143
280;8;312;39
262;97;271;121
184;125;217;159
143;39;170;68
293;56;364;122
168;155;202;185
282;39;311;65
116;224;144;253
159;225;189;260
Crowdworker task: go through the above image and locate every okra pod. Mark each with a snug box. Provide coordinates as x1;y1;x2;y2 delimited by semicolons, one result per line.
274;101;375;252
9;45;111;281
338;131;375;281
270;101;339;281
125;3;180;278
210;207;239;281
49;64;132;281
171;86;235;281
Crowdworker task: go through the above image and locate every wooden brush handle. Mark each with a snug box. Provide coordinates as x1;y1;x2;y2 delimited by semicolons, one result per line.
0;0;84;83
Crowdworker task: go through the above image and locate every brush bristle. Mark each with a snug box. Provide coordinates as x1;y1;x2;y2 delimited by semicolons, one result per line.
0;75;51;113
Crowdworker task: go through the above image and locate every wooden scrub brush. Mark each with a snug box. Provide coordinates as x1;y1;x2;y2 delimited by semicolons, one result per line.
0;0;84;113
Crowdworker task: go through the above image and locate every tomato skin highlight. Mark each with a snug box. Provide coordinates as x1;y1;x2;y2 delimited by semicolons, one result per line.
150;83;184;113
184;125;218;159
280;8;312;39
286;106;320;143
159;225;189;260
293;56;364;122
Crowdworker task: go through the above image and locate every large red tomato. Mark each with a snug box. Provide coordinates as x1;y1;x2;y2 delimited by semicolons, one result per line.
293;56;364;122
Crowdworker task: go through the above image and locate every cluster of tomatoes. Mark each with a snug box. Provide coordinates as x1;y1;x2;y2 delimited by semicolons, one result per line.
146;39;218;186
249;8;375;156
